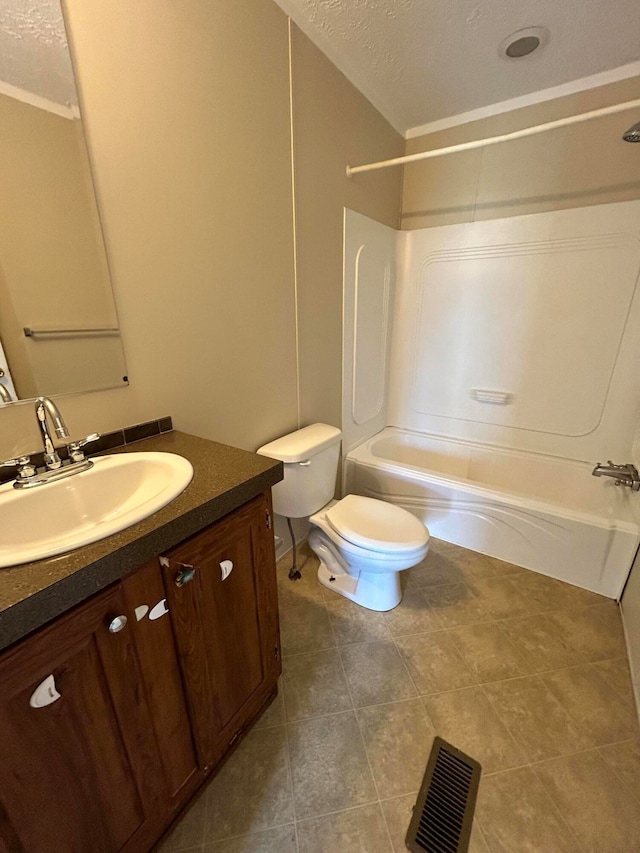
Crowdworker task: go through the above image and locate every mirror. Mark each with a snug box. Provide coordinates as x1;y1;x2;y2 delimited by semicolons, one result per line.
0;0;128;403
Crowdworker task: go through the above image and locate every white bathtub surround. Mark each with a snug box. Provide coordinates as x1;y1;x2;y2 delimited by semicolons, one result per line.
340;202;640;598
345;428;639;599
341;209;397;455
389;201;640;463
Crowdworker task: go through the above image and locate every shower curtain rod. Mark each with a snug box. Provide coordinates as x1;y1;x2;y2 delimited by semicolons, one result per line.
346;98;640;177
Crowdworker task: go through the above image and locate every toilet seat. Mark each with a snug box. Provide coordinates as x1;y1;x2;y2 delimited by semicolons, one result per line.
325;495;429;554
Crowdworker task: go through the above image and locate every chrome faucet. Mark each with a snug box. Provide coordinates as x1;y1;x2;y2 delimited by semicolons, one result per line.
592;461;640;491
0;398;101;488
0;369;12;403
35;397;70;470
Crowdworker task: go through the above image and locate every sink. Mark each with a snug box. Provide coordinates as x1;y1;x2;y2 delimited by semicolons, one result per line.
0;452;194;568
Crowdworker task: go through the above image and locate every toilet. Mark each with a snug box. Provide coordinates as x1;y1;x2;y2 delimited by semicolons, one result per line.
257;424;429;611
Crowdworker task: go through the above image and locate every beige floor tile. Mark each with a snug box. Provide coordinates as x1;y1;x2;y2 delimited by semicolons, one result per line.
340;641;418;707
543;664;639;747
203;824;297;853
483;675;592;762
593;599;626;634
405;546;467;589
468;822;491;853
470;575;536;619
425;537;462;555
507;570;605;612
252;687;285;730
282;649;352;721
205;727;293;842
160;847;200;853
534;750;640;851
448;622;533;683
499;612;583;672
476;766;580;852
422;687;527;774
158;789;208;851
287;711;377;820
380;794;417;853
357;699;436;798
276;553;324;607
431;542;508;583
326;596;392;645
592;657;639;709
384;588;442;636
483;555;525;577
297;803;392;853
279;597;335;658
395;631;477;694
423;582;490;628
597;738;640;795
547;604;628;663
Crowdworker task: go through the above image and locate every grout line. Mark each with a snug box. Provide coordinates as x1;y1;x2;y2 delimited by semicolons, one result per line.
203;819;298;848
592;659;640;711
295;798;391;826
326;598;396;852
592;742;640;808
282;722;301;853
377;790;419;805
527;763;588;851
286;705;359;723
526;736;640;769
472;818;492;852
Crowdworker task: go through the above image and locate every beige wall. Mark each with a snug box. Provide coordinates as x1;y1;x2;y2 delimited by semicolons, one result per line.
291;24;404;428
402;77;640;230
0;0;298;456
0;1;403;457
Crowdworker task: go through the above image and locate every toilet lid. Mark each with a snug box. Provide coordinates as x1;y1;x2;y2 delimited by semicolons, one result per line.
325;495;429;554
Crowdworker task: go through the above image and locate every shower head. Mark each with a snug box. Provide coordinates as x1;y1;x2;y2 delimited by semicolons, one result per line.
623;121;640;142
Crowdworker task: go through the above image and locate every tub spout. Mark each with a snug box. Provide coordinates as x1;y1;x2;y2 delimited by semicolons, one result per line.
592;461;640;491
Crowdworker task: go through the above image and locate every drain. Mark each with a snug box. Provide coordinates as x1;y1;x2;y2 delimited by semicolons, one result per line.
405;737;482;852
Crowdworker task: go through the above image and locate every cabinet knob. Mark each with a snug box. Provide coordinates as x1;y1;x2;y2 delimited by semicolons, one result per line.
108;614;128;633
174;566;196;587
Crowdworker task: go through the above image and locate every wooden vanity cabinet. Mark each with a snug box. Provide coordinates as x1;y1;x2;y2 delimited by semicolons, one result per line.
160;490;281;769
0;488;281;853
0;585;167;853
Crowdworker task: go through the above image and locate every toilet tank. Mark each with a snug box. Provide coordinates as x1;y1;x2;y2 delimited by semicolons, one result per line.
257;424;342;518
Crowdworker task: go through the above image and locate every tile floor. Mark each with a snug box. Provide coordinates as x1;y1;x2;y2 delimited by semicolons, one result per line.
157;539;640;853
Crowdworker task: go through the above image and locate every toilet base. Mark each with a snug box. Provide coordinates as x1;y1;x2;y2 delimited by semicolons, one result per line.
317;561;402;612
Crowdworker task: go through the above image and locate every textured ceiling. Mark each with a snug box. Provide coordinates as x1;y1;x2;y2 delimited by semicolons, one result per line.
274;0;640;134
0;0;77;106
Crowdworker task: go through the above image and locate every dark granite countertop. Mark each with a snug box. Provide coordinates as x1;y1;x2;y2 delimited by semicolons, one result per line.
0;431;283;652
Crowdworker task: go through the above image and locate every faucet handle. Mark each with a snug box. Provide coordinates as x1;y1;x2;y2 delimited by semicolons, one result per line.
1;455;37;482
67;433;101;463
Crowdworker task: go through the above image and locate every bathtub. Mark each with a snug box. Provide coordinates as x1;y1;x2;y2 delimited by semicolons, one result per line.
344;428;640;599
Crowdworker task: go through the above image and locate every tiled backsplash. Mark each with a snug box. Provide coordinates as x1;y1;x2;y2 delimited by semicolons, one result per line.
0;416;173;483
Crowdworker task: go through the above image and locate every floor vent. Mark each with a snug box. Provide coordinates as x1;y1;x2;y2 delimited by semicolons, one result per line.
405;736;482;853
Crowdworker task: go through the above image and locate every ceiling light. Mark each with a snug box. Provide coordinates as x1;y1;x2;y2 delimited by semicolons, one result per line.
499;27;550;60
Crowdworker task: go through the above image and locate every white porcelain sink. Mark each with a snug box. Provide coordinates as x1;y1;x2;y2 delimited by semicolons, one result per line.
0;452;194;567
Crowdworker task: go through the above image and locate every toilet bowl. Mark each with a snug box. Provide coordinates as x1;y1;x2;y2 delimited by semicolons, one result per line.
309;495;430;611
256;423;430;611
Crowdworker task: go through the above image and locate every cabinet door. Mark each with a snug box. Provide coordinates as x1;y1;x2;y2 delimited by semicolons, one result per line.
161;491;280;767
0;585;165;853
122;558;198;801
